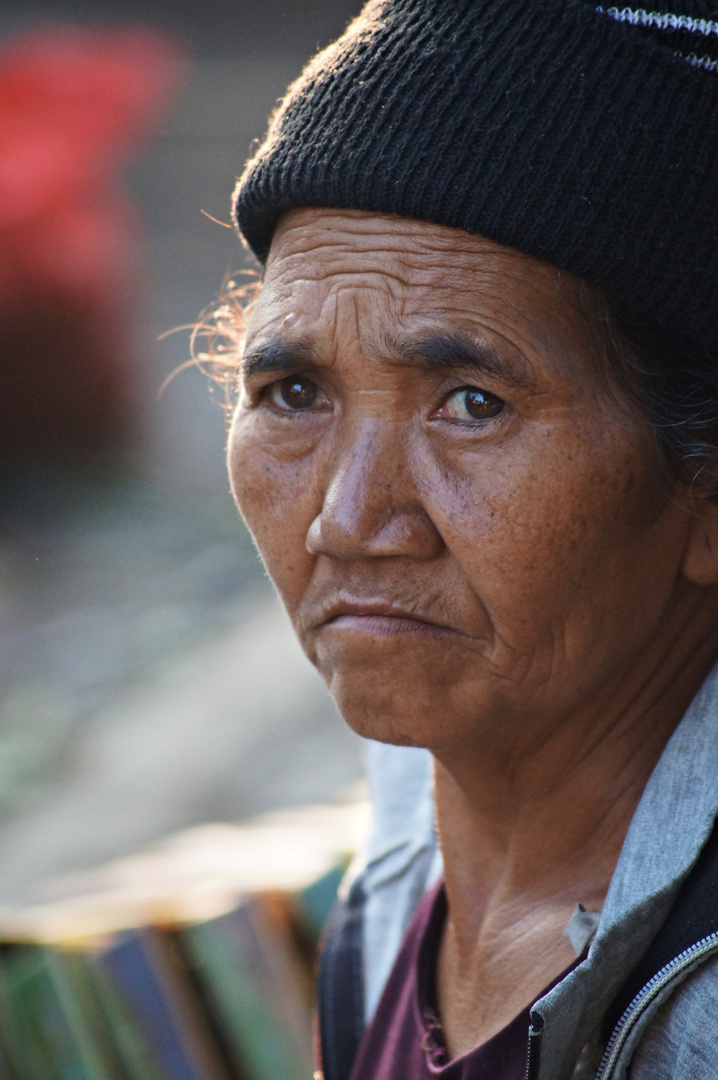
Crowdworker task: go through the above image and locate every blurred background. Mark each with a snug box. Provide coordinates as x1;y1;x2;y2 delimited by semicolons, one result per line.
0;0;366;904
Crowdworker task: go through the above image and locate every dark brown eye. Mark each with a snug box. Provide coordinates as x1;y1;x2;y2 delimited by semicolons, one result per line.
463;388;503;419
269;375;320;411
436;386;505;422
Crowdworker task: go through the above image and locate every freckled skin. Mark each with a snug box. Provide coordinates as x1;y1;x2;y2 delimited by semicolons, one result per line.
228;208;718;1053
231;210;704;749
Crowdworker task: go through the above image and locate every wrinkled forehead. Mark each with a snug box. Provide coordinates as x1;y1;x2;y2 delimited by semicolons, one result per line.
251;208;599;370
266;207;559;292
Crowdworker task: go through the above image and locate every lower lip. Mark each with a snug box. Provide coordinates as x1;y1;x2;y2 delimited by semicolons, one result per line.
323;614;451;638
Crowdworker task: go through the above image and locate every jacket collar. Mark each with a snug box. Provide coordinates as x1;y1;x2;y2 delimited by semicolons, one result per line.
534;659;718;1079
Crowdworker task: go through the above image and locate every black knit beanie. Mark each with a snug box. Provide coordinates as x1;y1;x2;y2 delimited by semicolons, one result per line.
234;0;718;353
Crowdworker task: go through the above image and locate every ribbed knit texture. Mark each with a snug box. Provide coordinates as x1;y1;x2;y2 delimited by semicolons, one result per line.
234;0;718;352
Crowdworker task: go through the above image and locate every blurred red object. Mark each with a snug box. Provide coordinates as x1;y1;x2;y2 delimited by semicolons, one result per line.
0;26;187;461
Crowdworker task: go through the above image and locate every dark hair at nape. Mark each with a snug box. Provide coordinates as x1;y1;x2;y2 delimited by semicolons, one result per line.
576;284;718;497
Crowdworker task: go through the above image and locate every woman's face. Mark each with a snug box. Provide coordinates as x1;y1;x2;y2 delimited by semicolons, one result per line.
228;209;696;752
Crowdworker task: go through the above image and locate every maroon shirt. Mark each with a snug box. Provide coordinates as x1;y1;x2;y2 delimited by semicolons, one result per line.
348;882;577;1080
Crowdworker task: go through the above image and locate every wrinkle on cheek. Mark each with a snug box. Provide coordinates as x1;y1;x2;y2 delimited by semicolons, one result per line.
231;449;319;612
230;428;309;523
420;447;501;531
428;442;625;639
233;406;326;466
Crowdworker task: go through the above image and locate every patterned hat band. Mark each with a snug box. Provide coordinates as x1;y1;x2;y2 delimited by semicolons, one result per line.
597;6;718;71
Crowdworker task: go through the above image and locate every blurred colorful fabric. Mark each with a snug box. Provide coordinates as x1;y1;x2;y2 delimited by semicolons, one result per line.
0;26;187;459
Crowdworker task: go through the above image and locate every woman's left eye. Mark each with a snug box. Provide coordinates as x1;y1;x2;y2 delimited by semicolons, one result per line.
268;375;324;412
434;386;505;422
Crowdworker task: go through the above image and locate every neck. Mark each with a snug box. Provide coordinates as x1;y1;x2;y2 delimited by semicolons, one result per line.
433;590;718;1055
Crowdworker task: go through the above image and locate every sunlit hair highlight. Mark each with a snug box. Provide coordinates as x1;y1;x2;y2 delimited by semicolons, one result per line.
188;271;260;422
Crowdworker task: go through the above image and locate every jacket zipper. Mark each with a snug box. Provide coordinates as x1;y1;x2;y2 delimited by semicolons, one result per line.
525;1010;544;1080
595;931;718;1080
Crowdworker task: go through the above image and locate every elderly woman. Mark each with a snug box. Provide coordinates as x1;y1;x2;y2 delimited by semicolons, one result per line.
225;1;718;1077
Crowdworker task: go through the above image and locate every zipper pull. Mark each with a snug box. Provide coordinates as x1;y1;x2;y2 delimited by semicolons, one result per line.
525;1010;544;1080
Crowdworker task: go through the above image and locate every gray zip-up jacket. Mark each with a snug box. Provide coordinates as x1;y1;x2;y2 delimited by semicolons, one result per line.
318;661;718;1080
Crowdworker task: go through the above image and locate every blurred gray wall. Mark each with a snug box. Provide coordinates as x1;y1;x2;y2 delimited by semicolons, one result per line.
0;0;366;901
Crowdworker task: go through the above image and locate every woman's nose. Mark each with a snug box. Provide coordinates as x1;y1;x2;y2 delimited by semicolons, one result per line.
305;422;443;560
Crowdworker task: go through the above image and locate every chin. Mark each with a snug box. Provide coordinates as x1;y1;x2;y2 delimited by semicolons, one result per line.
326;678;479;752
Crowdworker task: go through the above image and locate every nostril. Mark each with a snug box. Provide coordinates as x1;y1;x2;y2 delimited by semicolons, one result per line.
305;496;443;561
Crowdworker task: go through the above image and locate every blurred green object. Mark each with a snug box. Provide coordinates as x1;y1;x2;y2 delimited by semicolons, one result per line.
181;896;315;1080
296;861;347;942
0;801;365;1079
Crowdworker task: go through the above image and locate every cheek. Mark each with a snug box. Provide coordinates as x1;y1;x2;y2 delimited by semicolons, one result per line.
228;412;319;609
429;428;669;640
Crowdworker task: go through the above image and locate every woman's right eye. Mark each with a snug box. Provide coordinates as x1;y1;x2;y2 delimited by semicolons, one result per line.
267;375;324;412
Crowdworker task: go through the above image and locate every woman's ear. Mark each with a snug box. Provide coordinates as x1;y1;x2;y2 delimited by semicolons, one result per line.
682;490;718;586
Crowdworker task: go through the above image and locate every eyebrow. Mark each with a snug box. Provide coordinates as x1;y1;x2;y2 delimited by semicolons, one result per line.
387;330;539;392
241;329;538;392
241;339;317;378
